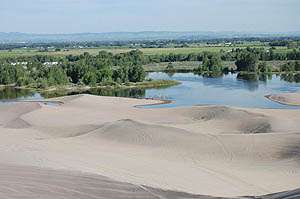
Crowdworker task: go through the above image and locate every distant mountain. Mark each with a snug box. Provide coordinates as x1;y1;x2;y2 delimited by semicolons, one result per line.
0;31;300;43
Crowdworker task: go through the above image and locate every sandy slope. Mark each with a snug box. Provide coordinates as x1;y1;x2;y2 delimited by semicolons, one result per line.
266;93;300;106
0;94;300;198
1;164;222;199
1;164;299;199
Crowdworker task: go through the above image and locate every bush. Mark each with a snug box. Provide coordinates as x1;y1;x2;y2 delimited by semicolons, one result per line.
258;62;272;73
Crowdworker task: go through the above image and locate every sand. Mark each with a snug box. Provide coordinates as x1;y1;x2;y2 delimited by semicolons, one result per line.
266;93;300;106
0;94;300;198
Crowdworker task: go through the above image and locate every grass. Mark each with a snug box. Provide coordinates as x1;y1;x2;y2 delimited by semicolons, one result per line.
10;79;180;93
132;80;180;88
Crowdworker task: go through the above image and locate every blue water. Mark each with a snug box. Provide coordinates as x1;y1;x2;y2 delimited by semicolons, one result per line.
144;72;300;109
1;72;300;109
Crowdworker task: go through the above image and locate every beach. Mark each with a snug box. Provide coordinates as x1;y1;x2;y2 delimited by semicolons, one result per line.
0;94;300;198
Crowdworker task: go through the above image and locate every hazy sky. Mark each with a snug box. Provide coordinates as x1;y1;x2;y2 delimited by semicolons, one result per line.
1;0;299;33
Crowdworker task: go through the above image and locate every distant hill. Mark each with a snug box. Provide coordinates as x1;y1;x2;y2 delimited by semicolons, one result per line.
0;31;300;43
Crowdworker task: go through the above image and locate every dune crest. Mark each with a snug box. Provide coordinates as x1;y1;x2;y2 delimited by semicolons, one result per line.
4;118;31;129
179;106;272;134
80;119;193;146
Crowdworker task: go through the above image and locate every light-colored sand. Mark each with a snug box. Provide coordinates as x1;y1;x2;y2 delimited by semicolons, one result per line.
0;94;300;198
266;93;300;106
1;164;222;199
1;164;299;199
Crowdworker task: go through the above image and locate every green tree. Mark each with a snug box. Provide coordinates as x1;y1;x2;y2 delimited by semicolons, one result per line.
46;66;69;86
0;64;16;85
97;66;113;82
196;54;222;72
295;61;300;71
113;66;129;83
280;62;295;72
166;62;175;71
208;55;223;72
258;62;272;73
128;65;145;82
235;51;258;72
82;71;97;86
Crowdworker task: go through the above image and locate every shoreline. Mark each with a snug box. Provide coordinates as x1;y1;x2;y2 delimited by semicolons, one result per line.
265;93;300;106
0;79;180;92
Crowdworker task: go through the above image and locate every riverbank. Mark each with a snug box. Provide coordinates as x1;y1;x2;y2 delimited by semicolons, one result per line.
1;94;300;197
1;79;179;94
143;60;293;72
266;93;300;106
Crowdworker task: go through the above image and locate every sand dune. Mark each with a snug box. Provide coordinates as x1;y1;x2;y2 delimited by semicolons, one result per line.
178;106;272;134
0;102;40;127
0;164;222;199
0;94;300;198
1;164;300;199
81;119;194;146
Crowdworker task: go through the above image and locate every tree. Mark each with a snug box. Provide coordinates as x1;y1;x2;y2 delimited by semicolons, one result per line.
166;62;175;71
295;61;300;71
258;62;272;73
281;62;295;72
128;65;145;82
196;54;222;72
235;51;258;72
46;66;69;86
113;66;129;83
207;55;222;72
0;64;15;85
82;71;97;86
97;66;113;82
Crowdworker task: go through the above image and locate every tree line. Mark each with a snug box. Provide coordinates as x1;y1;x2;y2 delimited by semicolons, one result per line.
1;47;300;88
193;47;300;74
148;47;300;63
0;50;145;88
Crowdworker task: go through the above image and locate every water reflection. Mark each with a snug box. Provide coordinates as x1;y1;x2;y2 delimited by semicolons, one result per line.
41;88;146;99
0;87;36;101
280;73;300;83
146;72;300;109
1;72;300;109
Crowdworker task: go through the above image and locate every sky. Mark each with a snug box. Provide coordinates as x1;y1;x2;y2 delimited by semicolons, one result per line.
0;0;299;34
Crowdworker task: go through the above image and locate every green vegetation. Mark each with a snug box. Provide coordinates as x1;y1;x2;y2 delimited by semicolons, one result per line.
1;38;300;92
234;47;300;73
257;62;272;73
194;54;224;73
235;49;258;72
166;62;175;71
0;50;149;89
280;61;300;72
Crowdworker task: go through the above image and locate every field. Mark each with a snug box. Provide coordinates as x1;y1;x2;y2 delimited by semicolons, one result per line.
0;45;291;58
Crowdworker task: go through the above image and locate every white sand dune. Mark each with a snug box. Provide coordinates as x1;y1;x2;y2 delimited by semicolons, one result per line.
0;164;222;199
0;102;40;127
0;94;300;198
1;164;299;199
176;106;272;134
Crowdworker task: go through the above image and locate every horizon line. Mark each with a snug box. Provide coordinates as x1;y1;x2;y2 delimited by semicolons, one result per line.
1;31;300;35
